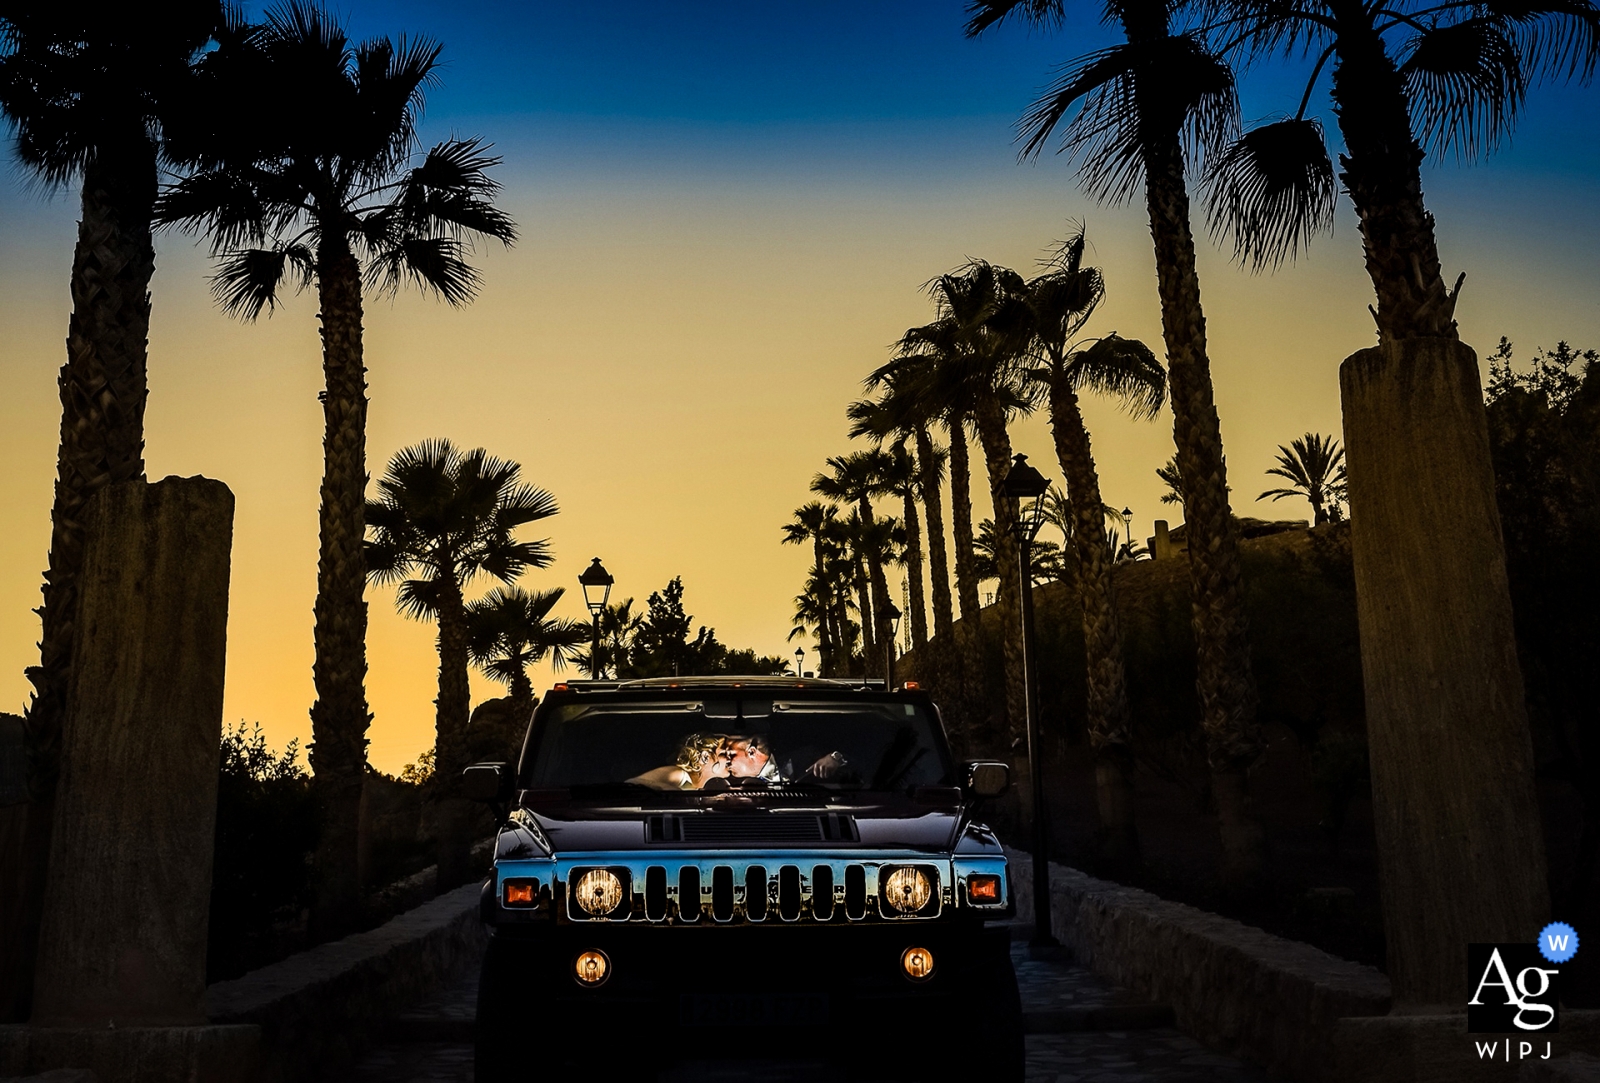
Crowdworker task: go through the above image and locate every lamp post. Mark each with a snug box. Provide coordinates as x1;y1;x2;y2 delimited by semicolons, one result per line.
884;602;902;688
1004;453;1055;950
794;647;805;678
578;557;613;679
1121;506;1134;561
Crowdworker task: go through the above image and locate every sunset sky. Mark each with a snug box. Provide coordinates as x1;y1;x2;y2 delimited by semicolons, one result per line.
2;1;1597;774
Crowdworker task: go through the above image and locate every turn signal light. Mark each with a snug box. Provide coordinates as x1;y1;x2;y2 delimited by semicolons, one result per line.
902;681;920;690
966;875;1001;903
574;950;610;986
503;879;538;906
901;946;935;982
553;683;569;692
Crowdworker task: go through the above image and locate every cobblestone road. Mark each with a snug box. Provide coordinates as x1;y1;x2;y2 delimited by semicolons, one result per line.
347;933;1275;1082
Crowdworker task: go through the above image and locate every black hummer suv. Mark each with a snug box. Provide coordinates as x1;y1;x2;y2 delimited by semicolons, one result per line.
464;676;1023;1081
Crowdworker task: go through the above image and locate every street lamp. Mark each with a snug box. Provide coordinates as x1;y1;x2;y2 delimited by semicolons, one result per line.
794;647;805;678
1003;453;1055;951
578;557;614;679
883;601;902;688
1121;506;1134;561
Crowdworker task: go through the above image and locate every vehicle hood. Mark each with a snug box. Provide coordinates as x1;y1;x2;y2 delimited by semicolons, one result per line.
496;798;1000;858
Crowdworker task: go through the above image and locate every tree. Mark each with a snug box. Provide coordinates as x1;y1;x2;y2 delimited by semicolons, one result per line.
1258;433;1346;525
847;404;937;661
0;2;224;1020
573;597;642;680
155;2;517;932
365;440;555;889
811;450;898;662
1021;228;1167;871
620;577;789;677
466;585;588;720
1207;0;1597;991
900;261;1038;754
782;501;841;675
968;0;1265;882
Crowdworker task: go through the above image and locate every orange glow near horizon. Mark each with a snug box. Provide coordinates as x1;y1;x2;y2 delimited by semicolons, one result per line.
3;153;1596;776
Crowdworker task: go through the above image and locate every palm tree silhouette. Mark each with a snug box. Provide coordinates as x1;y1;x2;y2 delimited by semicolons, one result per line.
969;0;1265;880
0;3;222;1019
1020;229;1166;871
365;440;555;891
782;501;841;675
465;585;588;723
899;262;1038;751
1258;433;1346;525
1207;0;1597;999
811;450;898;661
155;2;517;929
855;371;957;666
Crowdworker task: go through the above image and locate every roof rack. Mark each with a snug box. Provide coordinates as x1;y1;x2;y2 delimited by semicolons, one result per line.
546;676;901;693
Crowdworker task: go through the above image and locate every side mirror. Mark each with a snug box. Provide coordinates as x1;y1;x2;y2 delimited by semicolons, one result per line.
964;761;1010;798
463;762;510;803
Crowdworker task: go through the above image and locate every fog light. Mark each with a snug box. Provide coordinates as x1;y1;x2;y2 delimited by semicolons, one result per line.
503;878;538;906
901;946;935;982
966;874;1001;904
574;949;610;986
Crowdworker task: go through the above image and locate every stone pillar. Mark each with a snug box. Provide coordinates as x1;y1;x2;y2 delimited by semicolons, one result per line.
1150;520;1175;561
1340;339;1548;1010
30;477;234;1027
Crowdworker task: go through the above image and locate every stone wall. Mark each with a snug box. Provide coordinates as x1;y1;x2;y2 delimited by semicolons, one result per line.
206;881;486;1083
1008;850;1391;1080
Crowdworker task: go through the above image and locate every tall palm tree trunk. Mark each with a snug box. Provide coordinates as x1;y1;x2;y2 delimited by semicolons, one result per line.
1047;381;1140;872
307;239;373;934
945;412;982;626
6;149;155;1022
811;538;836;675
972;392;1026;754
916;425;956;649
944;411;983;747
901;490;928;659
1139;126;1263;884
858;498;894;672
852;557;876;667
1328;23;1548;1007
433;574;473;889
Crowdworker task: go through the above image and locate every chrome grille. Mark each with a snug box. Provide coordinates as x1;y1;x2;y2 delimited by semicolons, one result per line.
560;856;948;924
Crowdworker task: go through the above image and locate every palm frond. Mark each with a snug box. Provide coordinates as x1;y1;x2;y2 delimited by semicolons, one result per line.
963;0;1066;37
1204;117;1335;268
1402;18;1526;162
1065;334;1167;419
366;235;480;304
208;243;313;319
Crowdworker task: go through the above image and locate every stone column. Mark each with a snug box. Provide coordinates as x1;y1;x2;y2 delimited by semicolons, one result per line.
1150;521;1175;561
1340;338;1548;1010
30;477;234;1026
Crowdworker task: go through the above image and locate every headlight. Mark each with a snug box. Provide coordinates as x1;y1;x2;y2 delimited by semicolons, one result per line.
573;869;625;916
881;866;933;914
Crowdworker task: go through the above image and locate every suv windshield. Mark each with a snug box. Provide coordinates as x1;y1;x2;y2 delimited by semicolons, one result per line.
523;696;952;794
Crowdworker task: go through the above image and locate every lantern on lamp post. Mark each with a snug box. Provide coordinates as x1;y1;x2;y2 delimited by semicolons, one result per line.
578;557;614;679
794;647;805;678
1003;453;1055;950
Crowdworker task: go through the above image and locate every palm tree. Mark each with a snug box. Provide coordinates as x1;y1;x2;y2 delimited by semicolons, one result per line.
857;374;957;663
782;501;841;675
1258;433;1346;525
1021;231;1166;871
155;3;517;930
845;406;933;663
365;441;555;890
811;451;897;661
899;262;1039;752
0;3;223;1020
466;585;588;723
1156;458;1185;506
574;597;643;679
1207;0;1596;1001
968;0;1265;881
